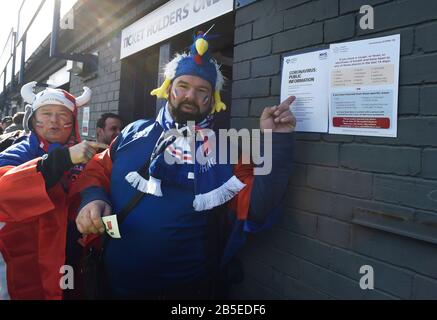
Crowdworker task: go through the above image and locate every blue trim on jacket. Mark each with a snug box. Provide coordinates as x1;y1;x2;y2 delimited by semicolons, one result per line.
0;133;64;167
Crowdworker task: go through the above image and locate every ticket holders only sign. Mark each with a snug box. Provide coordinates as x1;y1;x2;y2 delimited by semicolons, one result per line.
120;0;234;59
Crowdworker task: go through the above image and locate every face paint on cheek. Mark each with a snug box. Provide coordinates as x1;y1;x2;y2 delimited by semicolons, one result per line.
35;120;45;128
202;94;210;106
172;88;179;100
63;122;73;128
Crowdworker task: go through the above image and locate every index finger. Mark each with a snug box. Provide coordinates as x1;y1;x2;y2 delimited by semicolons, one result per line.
278;96;296;110
87;141;109;150
274;96;296;116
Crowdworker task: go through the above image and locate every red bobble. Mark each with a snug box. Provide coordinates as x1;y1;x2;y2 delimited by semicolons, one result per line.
194;54;202;65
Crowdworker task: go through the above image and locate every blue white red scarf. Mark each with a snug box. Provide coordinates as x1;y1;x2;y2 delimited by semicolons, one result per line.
125;104;246;211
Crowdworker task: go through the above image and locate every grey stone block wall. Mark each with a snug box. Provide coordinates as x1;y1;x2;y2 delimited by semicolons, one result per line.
70;33;121;140
229;0;437;300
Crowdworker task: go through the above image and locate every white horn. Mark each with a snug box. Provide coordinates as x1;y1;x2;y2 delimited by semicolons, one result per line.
20;81;37;104
75;86;92;107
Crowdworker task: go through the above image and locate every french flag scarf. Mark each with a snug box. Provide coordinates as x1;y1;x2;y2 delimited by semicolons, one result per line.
125;104;246;211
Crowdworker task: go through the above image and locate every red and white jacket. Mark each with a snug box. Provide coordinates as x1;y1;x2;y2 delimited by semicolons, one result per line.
0;134;79;300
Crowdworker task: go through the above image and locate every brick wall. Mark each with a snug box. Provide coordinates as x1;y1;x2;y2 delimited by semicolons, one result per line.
69;34;121;140
229;0;437;299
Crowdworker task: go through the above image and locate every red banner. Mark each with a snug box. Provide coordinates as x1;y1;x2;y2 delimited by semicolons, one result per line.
332;117;390;129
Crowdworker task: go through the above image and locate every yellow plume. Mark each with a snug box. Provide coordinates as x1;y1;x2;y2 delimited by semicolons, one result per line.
212;90;226;113
150;78;171;99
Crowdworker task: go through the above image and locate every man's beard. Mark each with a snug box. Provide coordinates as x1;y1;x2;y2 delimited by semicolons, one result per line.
168;97;210;125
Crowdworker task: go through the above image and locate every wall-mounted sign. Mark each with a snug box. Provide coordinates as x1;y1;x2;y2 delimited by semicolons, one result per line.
120;0;234;59
280;34;400;137
328;34;400;137
281;49;330;133
81;107;90;137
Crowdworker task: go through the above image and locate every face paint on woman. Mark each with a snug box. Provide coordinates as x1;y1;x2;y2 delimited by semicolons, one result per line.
63;122;73;128
34;120;45;128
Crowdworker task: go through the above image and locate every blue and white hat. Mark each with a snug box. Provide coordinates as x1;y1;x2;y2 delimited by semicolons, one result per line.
151;31;226;113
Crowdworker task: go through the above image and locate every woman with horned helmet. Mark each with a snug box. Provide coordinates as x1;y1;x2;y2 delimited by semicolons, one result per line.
0;82;107;299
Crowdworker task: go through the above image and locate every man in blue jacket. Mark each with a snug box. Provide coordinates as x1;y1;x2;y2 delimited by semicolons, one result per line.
72;31;296;299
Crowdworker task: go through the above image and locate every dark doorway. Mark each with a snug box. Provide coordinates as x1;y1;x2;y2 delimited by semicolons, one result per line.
119;46;159;124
